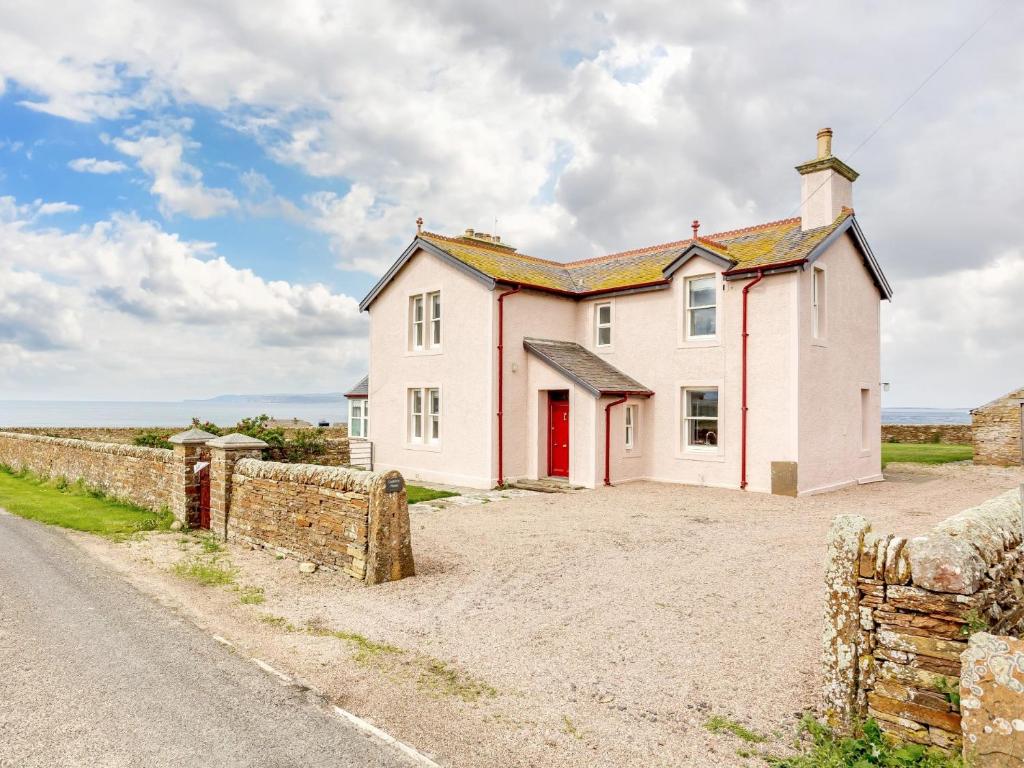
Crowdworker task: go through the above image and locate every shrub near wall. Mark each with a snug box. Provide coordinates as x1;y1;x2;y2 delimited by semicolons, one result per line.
0;431;175;512
823;488;1024;753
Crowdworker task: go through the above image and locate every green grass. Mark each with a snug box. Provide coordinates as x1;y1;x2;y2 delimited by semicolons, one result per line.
238;585;265;605
406;485;459;504
881;443;973;469
0;465;174;539
171;557;237;586
705;715;767;744
768;716;963;767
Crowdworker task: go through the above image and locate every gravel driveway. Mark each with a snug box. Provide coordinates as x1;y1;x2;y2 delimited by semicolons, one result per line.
78;462;1024;768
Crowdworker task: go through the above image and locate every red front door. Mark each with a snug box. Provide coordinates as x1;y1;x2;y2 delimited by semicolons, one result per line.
548;396;570;478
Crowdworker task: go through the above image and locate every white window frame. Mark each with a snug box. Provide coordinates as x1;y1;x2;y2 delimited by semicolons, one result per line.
595;302;612;348
686;274;717;340
812;266;826;341
428;291;442;347
682;387;720;452
428;387;441;444
408;388;423;442
407;387;441;447
410;295;425;351
624;404;637;450
349;399;368;439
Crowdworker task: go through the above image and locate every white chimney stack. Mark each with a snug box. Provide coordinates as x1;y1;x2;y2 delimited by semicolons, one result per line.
796;127;858;231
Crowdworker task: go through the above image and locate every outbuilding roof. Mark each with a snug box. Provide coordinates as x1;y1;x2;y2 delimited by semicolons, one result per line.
523;338;653;397
345;375;368;398
360;209;891;310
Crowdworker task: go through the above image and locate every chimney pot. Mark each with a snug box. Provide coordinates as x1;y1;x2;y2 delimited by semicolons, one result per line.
816;127;833;159
691;219;700;239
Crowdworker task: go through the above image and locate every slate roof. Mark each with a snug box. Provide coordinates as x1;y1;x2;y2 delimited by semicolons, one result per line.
417;210;854;294
523;338;653;397
345;375;368;398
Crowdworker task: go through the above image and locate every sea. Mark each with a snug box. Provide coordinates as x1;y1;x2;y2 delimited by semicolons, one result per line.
0;401;969;428
0;400;348;428
881;408;971;425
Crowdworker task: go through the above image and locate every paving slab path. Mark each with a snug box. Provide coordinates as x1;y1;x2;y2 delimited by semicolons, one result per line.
0;509;423;768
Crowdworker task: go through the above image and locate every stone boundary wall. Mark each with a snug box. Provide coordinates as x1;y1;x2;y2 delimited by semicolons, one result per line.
2;425;349;445
823;488;1024;753
227;459;413;585
0;431;175;512
972;390;1023;466
882;424;972;445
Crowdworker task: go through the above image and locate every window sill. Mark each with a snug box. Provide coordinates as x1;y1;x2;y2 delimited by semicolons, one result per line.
810;339;828;348
622;450;643;459
677;448;725;462
404;349;444;357
678;338;721;349
404;442;442;453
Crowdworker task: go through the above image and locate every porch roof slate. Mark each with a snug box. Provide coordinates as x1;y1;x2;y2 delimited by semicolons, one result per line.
345;375;368;398
523;338;653;397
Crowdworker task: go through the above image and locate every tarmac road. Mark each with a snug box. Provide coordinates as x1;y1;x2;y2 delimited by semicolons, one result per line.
0;510;423;768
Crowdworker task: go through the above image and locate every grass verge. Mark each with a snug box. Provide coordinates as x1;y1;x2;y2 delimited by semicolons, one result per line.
881;443;973;469
406;484;460;504
0;465;174;539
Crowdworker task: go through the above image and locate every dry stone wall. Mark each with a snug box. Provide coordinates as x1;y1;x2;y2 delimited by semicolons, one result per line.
0;431;175;511
881;424;972;445
226;459;414;584
823;488;1024;754
973;389;1024;466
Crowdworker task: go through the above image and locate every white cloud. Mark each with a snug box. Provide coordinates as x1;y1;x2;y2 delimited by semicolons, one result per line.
35;201;80;216
0;1;1021;403
0;195;366;399
113;130;239;219
882;251;1024;407
68;157;128;174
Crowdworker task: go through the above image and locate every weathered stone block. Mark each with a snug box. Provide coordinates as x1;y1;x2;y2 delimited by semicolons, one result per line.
960;633;1024;767
907;535;987;595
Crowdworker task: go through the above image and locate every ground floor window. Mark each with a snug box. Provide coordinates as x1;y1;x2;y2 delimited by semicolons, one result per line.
408;387;440;444
624;404;637;449
349;399;368;438
683;388;719;449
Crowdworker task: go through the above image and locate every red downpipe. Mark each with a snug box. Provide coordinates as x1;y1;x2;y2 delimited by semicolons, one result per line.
604;394;628;486
740;270;766;490
496;285;522;487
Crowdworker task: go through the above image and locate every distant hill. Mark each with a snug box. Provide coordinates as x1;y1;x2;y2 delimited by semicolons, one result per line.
184;393;345;404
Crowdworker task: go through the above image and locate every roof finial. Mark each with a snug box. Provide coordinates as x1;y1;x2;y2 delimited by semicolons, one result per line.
692;219;700;240
416;216;423;234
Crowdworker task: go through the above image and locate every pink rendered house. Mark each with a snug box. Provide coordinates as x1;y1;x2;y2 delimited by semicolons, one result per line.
349;129;892;495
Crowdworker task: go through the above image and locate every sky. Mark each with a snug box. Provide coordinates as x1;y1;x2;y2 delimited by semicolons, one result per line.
0;0;1021;407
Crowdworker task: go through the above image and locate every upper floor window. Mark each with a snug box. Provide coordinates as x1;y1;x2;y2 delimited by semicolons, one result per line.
409;291;441;351
624;404;637;449
595;302;612;347
812;267;826;339
683;387;719;450
686;275;717;339
349;399;368;438
429;291;441;346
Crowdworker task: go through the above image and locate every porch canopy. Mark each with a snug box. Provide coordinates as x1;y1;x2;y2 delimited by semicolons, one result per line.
522;338;653;397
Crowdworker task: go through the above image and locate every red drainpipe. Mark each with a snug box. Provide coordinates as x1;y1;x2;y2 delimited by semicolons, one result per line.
604;394;628;486
740;270;766;490
496;285;522;487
